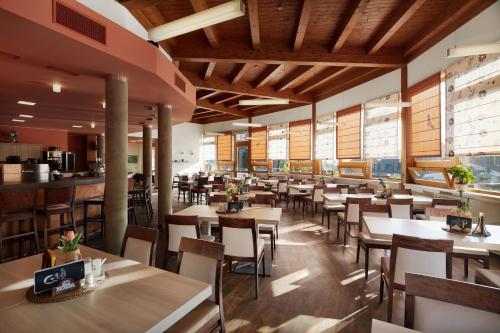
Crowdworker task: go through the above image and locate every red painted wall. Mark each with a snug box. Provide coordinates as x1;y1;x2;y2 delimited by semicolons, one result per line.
0;126;68;151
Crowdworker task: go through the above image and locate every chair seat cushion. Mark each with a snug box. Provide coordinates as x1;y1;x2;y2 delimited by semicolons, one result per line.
359;232;391;246
324;204;345;211
475;268;500;288
453;246;489;256
166;300;219;333
200;234;215;242
415;213;425;220
337;212;345;220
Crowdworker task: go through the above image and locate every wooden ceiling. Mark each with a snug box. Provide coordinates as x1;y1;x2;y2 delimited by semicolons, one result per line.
119;0;495;124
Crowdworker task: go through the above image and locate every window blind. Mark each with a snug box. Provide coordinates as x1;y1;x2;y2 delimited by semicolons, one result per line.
268;123;288;160
364;93;400;158
217;132;232;161
202;135;216;161
289;120;311;160
408;73;441;157
316;113;335;160
250;127;267;160
336;105;361;159
445;54;500;155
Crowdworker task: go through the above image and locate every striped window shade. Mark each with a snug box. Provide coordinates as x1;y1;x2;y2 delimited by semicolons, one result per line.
316;113;335;160
445;54;500;156
408;73;441;157
217;132;232;161
250;127;267;160
336;105;361;159
364;93;400;158
289;120;311;160
268;123;288;160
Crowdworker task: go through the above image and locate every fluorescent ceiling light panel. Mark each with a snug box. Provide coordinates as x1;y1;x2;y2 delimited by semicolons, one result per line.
204;131;224;136
12;119;25;122
239;98;289;106
364;101;411;108
72;125;83;128
19;114;34;118
148;0;245;42
52;83;62;93
17;100;36;106
232;122;263;127
446;42;500;58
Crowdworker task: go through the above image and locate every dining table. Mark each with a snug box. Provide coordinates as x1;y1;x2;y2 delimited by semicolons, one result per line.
363;216;500;251
209;190;275;201
287;183;357;191
322;193;433;208
0;246;211;333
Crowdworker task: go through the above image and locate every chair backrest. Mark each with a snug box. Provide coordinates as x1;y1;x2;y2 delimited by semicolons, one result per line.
324;187;341;194
209;194;227;205
387;198;413;219
359;204;390;233
165;214;200;253
356;188;375;194
0;189;37;213
219;217;256;259
213;176;224;184
358;182;369;188
278;180;288;193
404;273;500;333
121;225;158;266
393;189;412;195
337;184;350;194
177;237;225;304
432;198;461;209
389;234;453;288
312;185;326;202
425;207;454;221
345;197;372;223
180;175;189;181
249;185;265;191
45;186;74;207
197;177;209;189
252;193;276;207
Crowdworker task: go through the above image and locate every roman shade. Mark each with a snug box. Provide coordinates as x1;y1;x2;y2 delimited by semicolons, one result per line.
217;132;232;161
289;120;311;160
445;54;500;155
336;105;361;159
408;73;441;157
268;123;288;160
316;113;335;160
250;127;267;160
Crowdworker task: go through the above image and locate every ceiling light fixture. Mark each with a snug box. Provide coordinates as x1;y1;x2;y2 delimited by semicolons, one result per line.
72;125;83;128
204;131;224;136
17;100;36;106
232;122;263;127
90;122;96;129
12;119;25;123
364;101;411;108
52;82;62;93
101;101;106;109
148;0;245;42
18;114;34;118
239;98;289;106
446;42;500;58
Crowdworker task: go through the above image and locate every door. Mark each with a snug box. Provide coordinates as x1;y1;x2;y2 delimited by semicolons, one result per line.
236;143;249;172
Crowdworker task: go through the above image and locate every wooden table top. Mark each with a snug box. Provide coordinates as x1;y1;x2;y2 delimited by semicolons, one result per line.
363;216;500;251
0;246;211;333
322;193;433;206
209;191;273;200
174;205;282;225
287;183;357;191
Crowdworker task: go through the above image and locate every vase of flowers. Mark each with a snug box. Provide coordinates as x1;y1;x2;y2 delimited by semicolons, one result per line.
225;183;240;202
58;231;83;263
449;165;474;193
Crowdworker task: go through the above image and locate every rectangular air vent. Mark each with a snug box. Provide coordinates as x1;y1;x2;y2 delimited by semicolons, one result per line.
174;74;186;93
53;1;106;44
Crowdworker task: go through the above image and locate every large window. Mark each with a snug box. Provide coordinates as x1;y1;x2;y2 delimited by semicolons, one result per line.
460;155;500;193
289;120;311;160
321;160;337;175
272;160;289;173
250;127;267;160
316;113;335;160
268;123;288;160
336;105;361;159
202;135;216;171
217;132;232;161
371;158;401;179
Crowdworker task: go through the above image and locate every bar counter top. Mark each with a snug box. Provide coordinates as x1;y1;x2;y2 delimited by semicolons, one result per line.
0;176;105;192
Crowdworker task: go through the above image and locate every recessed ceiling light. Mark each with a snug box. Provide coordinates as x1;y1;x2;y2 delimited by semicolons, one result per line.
232;122;263;127
72;125;83;128
18;114;34;118
12;119;25;122
90;122;96;129
17;100;36;106
239;98;289;106
52;83;62;93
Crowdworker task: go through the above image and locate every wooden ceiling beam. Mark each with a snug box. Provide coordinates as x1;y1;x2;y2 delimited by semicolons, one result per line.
254;64;283;88
192;111;222;120
251;103;303;117
275;66;315;91
197;99;250;117
184;71;314;103
295;67;351;95
210;93;242;104
172;46;403;67
247;0;260;50
366;0;427;54
198;114;244;124
197;90;220;100
229;63;251;84
203;61;216;80
330;0;369;52
293;0;313;51
190;0;220;48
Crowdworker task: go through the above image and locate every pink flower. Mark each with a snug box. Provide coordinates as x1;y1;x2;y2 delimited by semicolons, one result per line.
66;231;75;241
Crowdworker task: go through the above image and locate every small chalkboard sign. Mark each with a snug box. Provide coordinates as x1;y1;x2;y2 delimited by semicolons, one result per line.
446;215;472;232
34;260;85;294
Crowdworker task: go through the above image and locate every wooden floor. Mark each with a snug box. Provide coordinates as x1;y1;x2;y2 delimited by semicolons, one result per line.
91;190;500;333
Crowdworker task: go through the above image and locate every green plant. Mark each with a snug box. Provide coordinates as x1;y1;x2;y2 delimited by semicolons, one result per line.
449;165;475;184
58;231;82;253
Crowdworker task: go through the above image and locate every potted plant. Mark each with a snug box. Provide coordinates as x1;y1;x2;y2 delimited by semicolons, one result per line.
449;165;474;192
58;231;83;263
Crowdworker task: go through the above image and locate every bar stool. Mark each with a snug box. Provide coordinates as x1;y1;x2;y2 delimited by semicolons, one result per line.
37;186;76;250
0;189;39;263
83;197;104;245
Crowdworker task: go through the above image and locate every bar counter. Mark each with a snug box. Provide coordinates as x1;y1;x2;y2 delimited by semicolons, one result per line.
0;176;105;193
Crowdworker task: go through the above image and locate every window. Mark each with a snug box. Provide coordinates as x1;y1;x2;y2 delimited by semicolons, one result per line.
407;73;441;157
338;160;369;179
268;123;288;160
321;160;337;175
460;155;500;193
235;131;248;142
371;158;401;179
202;135;216;172
272;160;289;172
336;105;361;159
217;132;232;161
289;120;311;160
445;54;500;156
236;146;248;171
250;127;267;160
291;161;313;174
316;113;335;160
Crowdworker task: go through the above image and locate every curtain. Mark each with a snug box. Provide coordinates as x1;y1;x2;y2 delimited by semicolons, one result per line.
250;127;267;160
316;113;335;160
217;132;232;161
289;120;311;160
336;105;361;159
268;123;288;160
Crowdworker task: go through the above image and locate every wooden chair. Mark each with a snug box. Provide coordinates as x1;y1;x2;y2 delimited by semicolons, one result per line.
358;183;369;189
286;181;308;211
167;237;225;333
424;207;489;277
37;185;76;250
302;185;326;216
208;194;227;206
249;185;265;191
387;198;413;219
177;180;191;202
356;204;391;279
336;184;350;194
0;189;39;263
404;273;500;332
337;197;372;245
475;268;500;288
321;187;344;229
83;194;105;245
219;216;265;299
355;188;375;194
274;180;288;202
211;184;225;192
251;194;277;260
379;234;453;322
392;189;412;195
165;214;202;268
191;177;209;204
415;198;461;219
130;177;153;224
120;224;158;266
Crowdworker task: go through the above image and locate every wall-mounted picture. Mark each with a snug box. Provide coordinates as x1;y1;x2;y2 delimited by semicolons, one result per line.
128;155;138;164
